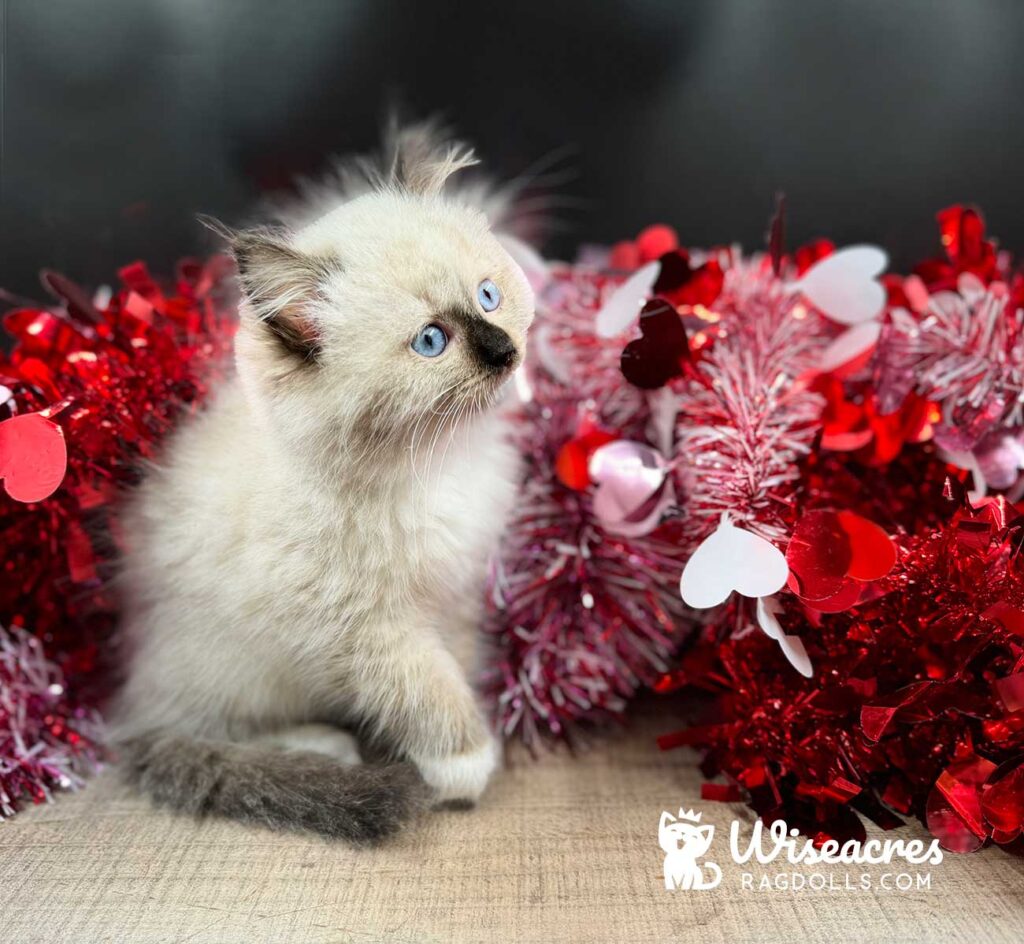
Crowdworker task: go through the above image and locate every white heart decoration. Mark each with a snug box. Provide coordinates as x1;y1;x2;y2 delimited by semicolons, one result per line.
533;324;572;385
778;635;813;679
595;261;661;338
755;595;784;640
818;321;882;373
796;245;888;325
679;514;789;609
756;596;813;678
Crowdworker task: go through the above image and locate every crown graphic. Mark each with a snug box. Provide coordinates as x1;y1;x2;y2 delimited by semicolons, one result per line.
678;808;702;823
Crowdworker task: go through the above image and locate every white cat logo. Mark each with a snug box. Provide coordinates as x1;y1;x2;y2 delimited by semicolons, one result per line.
659;808;722;891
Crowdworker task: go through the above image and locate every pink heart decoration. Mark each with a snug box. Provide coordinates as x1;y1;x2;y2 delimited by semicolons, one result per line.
0;411;68;503
679;514;789;609
797;245;888;325
588;440;673;537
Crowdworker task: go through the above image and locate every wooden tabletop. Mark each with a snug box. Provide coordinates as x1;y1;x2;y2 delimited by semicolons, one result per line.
3;702;1023;943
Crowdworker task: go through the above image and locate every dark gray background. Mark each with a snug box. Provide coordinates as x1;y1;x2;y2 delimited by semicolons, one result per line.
2;0;1024;301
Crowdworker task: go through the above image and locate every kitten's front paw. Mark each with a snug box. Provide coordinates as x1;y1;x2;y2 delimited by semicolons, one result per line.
413;737;501;805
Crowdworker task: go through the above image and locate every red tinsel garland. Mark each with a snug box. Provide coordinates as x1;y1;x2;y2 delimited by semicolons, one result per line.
0;258;236;814
489;209;1024;852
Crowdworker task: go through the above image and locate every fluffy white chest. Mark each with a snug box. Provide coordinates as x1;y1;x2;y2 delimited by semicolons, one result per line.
376;419;517;599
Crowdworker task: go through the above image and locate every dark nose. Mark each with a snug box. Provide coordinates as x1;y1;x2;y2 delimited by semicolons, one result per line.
468;319;518;371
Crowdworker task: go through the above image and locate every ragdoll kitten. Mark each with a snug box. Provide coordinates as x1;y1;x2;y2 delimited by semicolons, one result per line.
111;126;534;842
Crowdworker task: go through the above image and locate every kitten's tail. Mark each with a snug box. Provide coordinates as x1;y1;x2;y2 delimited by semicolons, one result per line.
120;734;429;844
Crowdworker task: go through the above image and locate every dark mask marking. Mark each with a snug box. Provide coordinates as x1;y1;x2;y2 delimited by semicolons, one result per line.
442;308;518;372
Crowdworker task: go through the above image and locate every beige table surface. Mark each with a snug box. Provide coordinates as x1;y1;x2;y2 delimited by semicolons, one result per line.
3;702;1023;944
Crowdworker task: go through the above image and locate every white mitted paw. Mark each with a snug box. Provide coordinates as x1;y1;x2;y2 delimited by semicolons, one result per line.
413;737;501;803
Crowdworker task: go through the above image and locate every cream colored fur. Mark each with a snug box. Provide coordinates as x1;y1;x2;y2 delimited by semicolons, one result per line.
112;127;534;809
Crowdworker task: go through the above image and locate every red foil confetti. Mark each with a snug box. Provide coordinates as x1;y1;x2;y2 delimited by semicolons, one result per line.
662;499;1024;853
0;256;236;814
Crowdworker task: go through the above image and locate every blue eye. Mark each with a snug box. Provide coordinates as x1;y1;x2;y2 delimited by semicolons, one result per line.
411;323;448;358
477;279;501;312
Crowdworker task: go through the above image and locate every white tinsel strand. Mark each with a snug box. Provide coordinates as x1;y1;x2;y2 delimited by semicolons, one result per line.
878;289;1024;437
674;261;829;543
487;471;691;745
0;626;103;818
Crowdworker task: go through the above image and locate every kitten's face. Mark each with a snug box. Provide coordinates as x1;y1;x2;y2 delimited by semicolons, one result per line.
232;190;535;464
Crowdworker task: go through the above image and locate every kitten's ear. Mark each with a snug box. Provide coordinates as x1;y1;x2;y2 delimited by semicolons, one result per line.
201;217;338;362
659;811;675;832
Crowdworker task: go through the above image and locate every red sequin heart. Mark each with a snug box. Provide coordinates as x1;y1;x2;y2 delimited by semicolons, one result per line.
620;299;690;390
653;250;724;308
0;411;68;503
786;509;897;611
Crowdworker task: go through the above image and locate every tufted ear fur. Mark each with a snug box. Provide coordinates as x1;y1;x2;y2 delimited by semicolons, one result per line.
385;120;479;197
202;217;339;362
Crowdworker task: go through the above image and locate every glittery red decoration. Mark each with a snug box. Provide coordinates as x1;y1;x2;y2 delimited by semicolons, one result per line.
795;238;835;276
652;250;724;309
7;203;1024;856
554;422;617;491
0;409;68;502
494;206;1024;856
0;626;102;818
608;223;680;270
620;298;691;390
914;205;998;290
785;509;896;609
0;256;236;814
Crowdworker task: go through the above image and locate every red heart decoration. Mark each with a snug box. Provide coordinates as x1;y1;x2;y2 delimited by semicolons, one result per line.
795;238;835;276
620;299;690;390
786;509;897;611
804;579;865;614
608;224;679;270
555;426;617;491
837;510;897;581
785;510;852;600
0;411;68;503
653;250;724;308
635;224;679;263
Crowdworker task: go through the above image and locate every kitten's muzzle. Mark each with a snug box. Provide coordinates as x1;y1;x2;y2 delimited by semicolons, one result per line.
465;317;519;373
